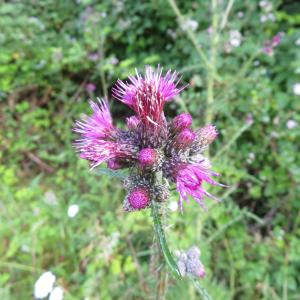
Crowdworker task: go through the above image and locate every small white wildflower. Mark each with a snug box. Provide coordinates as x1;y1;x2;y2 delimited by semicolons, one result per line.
293;83;300;96
237;11;244;18
253;60;260;66
260;15;268;23
259;0;268;8
49;286;64;300
108;56;119;65
229;30;242;47
264;2;273;12
267;13;276;22
34;271;56;299
181;19;198;32
273;116;280;125
67;204;79;218
168;201;178;212
21;245;30;252
286;120;298;129
249;153;255;160
167;29;177;39
247;152;255;164
296;38;300;46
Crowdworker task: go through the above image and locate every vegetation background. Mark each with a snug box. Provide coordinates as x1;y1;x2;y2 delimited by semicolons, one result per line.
0;0;300;299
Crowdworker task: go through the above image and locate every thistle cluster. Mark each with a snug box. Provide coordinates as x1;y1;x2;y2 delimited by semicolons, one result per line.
74;66;222;212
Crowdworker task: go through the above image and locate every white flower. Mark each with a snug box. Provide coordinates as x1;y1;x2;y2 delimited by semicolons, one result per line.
286;120;298;129
237;11;244;18
21;245;30;252
34;271;56;299
67;204;79;218
260;15;268;23
181;19;198;32
267;13;276;22
247;152;255;164
296;38;300;46
264;3;273;12
168;201;178;212
259;0;268;8
49;287;64;300
293;83;300;95
229;30;242;47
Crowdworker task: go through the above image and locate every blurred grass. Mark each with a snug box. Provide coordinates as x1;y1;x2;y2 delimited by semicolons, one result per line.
1;0;300;299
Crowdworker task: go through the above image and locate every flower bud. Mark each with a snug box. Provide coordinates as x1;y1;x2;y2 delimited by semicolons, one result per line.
128;187;150;210
138;148;157;167
171;113;193;132
174;128;196;149
199;125;218;145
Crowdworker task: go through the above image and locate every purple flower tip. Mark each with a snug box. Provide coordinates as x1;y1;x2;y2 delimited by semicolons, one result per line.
138;148;157;167
172;113;193;132
128;188;150;209
86;83;96;93
126;115;140;129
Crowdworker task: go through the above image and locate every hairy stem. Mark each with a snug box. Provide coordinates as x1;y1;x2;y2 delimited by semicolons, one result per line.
151;201;181;279
206;0;219;126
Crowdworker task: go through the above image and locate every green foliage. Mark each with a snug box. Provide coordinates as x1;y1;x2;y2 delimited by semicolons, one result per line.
0;0;300;299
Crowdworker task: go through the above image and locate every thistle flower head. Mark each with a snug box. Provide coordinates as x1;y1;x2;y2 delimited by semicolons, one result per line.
74;98;114;140
74;65;223;212
175;163;221;211
127;187;150;210
112;66;185;125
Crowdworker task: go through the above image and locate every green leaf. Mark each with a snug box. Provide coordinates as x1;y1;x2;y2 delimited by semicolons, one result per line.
93;168;128;179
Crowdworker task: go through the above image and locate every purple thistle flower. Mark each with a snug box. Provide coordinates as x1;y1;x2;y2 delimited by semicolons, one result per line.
112;66;186;125
73;99;136;169
73;66;223;212
127;187;150;210
74;99;114;140
174;163;222;211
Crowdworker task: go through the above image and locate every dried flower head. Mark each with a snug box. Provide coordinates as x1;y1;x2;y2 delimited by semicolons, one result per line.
74;66;223;212
176;246;205;278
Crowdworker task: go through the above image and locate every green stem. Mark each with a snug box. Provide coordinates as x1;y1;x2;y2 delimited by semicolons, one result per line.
206;0;219;126
192;277;214;300
151;201;182;279
167;0;220;82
